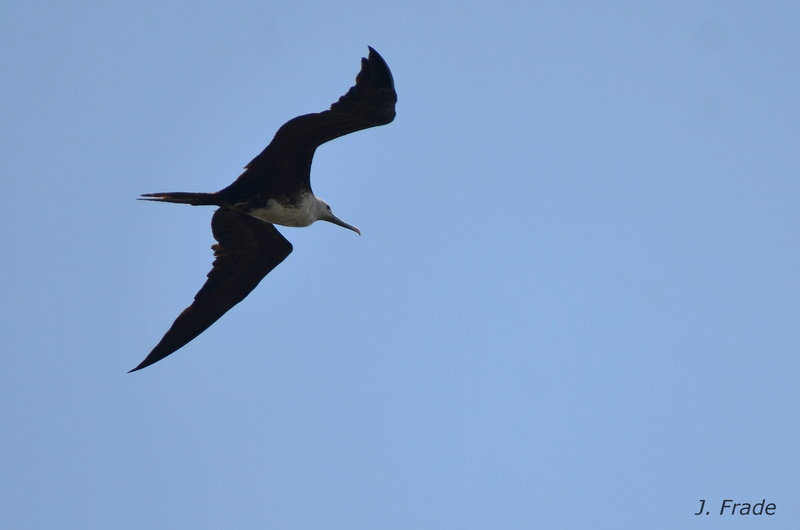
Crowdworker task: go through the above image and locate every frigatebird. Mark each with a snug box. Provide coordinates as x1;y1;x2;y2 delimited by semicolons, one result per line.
130;47;396;372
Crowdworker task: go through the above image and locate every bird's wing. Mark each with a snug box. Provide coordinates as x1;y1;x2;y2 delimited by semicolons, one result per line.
226;47;397;197
130;209;293;372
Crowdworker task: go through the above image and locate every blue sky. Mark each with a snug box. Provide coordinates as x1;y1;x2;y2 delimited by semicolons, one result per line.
2;1;798;528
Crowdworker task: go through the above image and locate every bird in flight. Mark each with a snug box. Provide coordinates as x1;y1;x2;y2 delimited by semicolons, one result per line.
130;47;396;372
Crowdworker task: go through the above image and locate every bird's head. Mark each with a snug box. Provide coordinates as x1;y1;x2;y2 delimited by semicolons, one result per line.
315;198;361;235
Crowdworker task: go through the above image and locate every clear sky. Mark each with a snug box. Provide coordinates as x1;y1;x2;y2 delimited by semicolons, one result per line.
2;1;798;528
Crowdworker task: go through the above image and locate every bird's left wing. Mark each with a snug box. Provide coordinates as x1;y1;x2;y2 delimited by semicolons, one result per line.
130;209;293;372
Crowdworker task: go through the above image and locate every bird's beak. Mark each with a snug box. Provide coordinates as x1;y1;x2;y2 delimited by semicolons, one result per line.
325;213;361;235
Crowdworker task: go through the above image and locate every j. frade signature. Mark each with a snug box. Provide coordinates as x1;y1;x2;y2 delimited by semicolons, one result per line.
694;499;776;516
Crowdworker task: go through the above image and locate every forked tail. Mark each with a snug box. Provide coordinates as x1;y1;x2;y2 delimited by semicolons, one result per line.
139;191;220;206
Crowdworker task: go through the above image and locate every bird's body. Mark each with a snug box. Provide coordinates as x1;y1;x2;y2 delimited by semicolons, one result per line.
249;193;341;228
130;47;395;372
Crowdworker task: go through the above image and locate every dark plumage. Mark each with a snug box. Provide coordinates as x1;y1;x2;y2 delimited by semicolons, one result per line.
130;47;396;372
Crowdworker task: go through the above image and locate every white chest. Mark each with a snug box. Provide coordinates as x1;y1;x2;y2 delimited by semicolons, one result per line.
248;194;318;227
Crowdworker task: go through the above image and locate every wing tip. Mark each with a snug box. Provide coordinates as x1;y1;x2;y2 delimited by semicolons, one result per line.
366;46;384;60
364;46;392;83
128;350;164;373
127;361;149;373
358;46;396;110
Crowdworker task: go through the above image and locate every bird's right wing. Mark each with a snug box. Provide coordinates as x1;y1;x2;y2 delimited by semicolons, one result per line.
130;209;292;372
264;46;398;153
230;47;397;197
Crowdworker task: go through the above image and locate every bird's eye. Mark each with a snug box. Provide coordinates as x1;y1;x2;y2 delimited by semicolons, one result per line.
326;205;331;211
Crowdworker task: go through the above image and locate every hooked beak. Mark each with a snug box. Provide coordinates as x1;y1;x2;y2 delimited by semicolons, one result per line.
324;213;361;235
